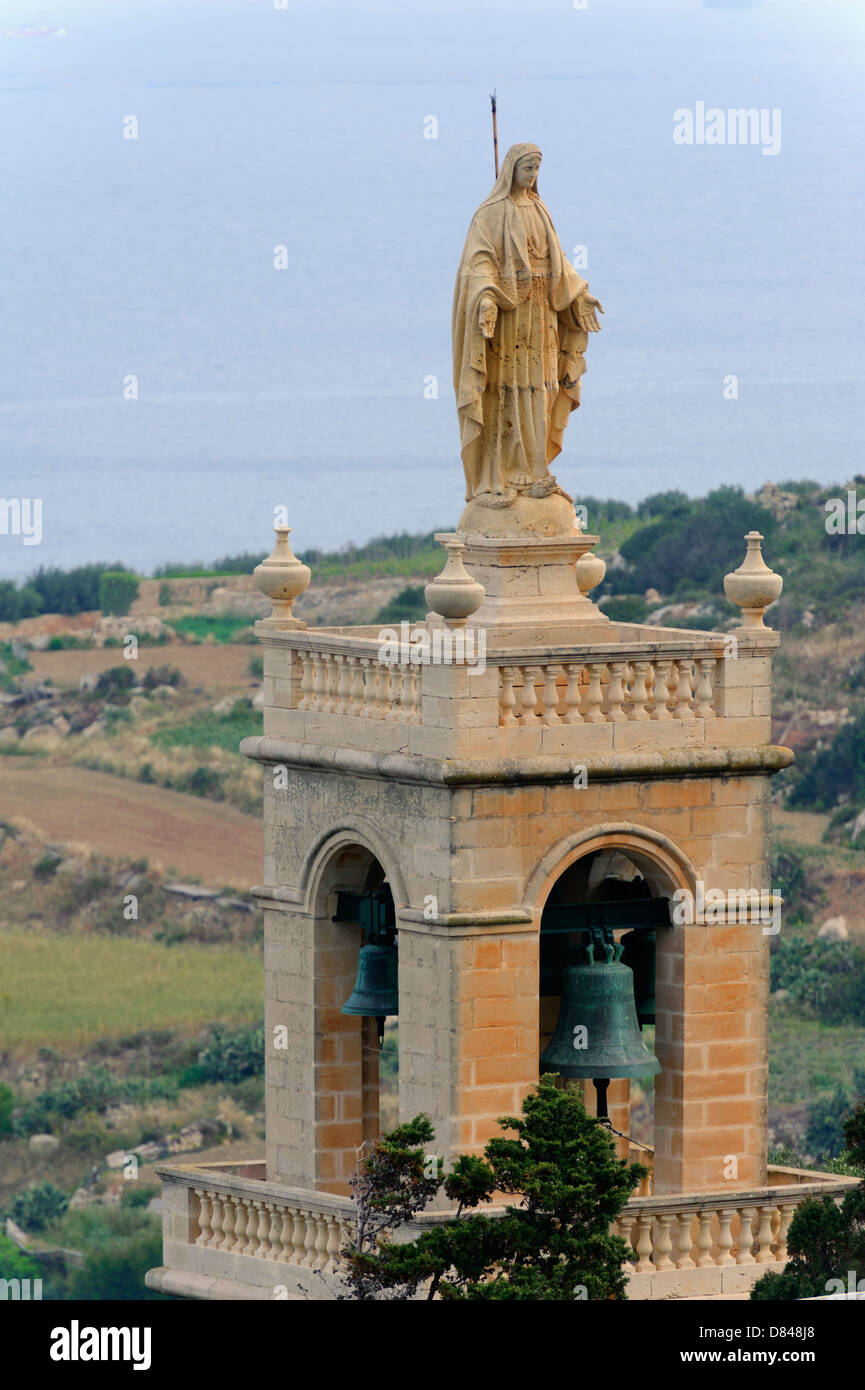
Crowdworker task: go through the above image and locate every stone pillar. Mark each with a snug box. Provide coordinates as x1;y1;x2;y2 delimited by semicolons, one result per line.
654;896;769;1194
398;923;539;1165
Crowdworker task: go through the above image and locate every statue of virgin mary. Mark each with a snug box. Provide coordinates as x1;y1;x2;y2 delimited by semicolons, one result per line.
452;143;603;514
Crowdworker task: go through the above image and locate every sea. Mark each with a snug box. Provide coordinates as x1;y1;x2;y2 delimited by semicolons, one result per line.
1;0;863;580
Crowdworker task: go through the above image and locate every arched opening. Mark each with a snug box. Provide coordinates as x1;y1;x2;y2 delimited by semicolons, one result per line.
539;844;675;1163
309;842;399;1193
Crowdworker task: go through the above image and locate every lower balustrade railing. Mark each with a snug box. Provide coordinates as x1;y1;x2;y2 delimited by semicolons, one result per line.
168;1165;858;1284
617;1176;859;1277
191;1182;353;1274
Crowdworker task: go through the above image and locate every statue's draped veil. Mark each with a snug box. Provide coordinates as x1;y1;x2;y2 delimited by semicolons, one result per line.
452;143;590;499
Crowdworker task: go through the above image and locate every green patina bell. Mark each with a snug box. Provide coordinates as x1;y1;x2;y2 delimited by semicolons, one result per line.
540;940;660;1087
342;939;398;1047
619;927;656;1026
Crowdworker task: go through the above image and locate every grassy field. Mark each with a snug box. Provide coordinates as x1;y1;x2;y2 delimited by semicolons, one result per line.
1;931;262;1049
769;1007;865;1105
166;614;256;643
149;704;261;754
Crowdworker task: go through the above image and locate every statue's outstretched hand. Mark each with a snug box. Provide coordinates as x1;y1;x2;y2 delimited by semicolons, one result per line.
576;294;604;333
478;296;498;340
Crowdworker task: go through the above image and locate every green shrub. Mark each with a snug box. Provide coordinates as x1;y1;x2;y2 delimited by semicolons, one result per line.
158;582;172;607
789;709;865;812
142;664;185;689
98;571;139;617
30;564;126;616
0;581;43;622
375;585;428;624
34;854;61;879
10;1181;69;1233
0;1232;42;1284
95;665;135;698
61;1208;167;1300
771;937;865;1024
120;1184;158;1210
178;766;225;799
601;595;649;623
0;1082;15;1136
198;1022;264;1084
806;1087;854;1163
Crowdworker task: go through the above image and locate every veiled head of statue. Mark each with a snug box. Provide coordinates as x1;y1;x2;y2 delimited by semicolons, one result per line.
484;143;542;204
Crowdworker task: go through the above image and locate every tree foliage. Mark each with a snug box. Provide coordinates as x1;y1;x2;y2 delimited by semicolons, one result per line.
752;1098;865;1300
341;1078;644;1301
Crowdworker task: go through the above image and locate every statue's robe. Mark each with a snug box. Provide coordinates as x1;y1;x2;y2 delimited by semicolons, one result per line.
452;148;590;501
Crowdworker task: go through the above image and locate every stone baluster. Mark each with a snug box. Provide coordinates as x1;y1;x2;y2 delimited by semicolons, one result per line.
563;663;583;723
377;663;392;720
409;667;421;722
267;1204;284;1258
325;1216;342;1271
673;658;695;720
628;660;652;721
695;1209;714;1267
210;1195;224;1250
776;1203;797;1263
257;1202;272;1258
755;1205;776;1263
232;1198;247;1254
519;667;538;723
399;664;413;721
605;661;627;722
541;665;561;725
638;1171;652;1199
317;655;331;712
310;655;326;712
291;1208;307;1264
381;663;397;720
500;667;519;726
302;1214;318;1267
360;658;376;717
313;1214;329;1269
675;1212;695;1269
348;656;364;713
277;1207;293;1262
616;1210;635;1259
650;659;673;719
195;1189;212;1247
220;1196;235;1251
333;654;350;714
694;657;716;718
634;1212;654;1273
243;1201;261;1256
299;653;314;710
654;1214;675;1271
736;1206;757;1264
584;662;606;723
716;1207;736;1266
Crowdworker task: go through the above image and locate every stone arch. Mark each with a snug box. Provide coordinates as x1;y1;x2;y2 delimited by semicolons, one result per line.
523;820;698;919
300;815;408;918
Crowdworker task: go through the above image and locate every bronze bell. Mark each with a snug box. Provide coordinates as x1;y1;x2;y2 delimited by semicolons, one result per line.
619;927;656;1026
540;940;660;1099
342;939;398;1047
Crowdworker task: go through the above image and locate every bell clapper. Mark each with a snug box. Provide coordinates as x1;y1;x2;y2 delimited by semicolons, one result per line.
376;1017;386;1050
593;1078;611;1123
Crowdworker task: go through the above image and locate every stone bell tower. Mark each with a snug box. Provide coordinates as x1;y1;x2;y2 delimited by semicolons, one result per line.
244;514;789;1205
150;146;860;1305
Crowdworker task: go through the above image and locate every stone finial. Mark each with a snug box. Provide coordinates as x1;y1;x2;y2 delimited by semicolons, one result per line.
253;524;310;630
575;548;606;599
723;531;782;630
425;538;485;628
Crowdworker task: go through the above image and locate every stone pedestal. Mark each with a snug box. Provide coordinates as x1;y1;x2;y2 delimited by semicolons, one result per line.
434;530;611;646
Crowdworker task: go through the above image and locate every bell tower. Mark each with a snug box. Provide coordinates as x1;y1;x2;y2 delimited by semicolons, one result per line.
244;517;789;1201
